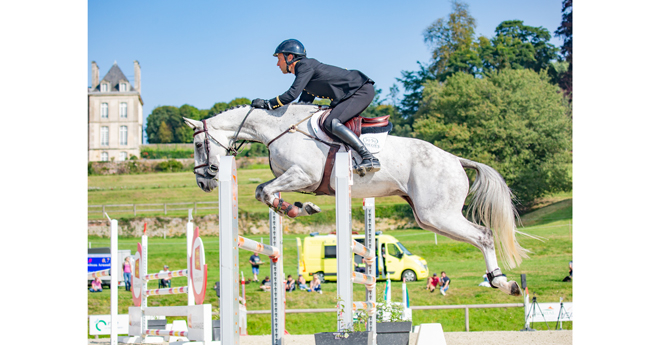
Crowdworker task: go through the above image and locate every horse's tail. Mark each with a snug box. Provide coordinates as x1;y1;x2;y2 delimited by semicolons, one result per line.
459;157;531;270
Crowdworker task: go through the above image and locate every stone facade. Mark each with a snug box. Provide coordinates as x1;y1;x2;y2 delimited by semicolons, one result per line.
88;61;144;162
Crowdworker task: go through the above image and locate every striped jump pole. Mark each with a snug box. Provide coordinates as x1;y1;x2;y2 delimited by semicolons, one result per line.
335;152;378;339
217;155;285;345
128;214;209;343
363;197;378;343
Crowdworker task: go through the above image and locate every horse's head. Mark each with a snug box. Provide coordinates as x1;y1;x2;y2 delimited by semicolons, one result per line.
184;117;232;192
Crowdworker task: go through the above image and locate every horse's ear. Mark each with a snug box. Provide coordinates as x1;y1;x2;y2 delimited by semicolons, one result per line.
183;117;202;129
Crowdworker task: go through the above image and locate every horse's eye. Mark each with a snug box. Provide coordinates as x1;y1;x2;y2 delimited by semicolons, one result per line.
195;143;203;148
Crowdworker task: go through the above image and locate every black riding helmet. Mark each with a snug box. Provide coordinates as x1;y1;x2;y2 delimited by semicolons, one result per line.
274;39;306;72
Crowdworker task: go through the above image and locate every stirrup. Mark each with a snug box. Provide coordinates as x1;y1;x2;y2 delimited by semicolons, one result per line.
353;158;380;177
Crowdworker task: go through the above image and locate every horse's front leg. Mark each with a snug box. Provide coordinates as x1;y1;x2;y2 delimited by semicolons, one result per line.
255;165;321;218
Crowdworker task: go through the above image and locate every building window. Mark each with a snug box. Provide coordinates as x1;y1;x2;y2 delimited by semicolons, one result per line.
120;126;128;145
120;102;127;118
101;152;109;161
101;126;109;146
101;83;108;92
120;83;127;92
119;152;128;161
101;103;108;118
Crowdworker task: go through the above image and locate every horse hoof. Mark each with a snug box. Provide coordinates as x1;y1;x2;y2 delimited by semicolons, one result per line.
303;203;321;215
509;281;521;296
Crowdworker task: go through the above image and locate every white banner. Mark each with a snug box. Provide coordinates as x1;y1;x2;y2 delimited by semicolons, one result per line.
527;302;573;323
89;314;129;335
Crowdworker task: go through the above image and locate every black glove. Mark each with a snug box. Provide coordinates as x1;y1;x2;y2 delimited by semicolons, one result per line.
251;98;271;109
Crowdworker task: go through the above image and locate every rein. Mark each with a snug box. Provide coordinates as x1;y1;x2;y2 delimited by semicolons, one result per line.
267;107;335;147
193;107;256;176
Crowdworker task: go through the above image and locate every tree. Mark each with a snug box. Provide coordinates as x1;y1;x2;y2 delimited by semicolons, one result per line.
414;69;572;210
480;20;559;73
228;97;251;108
146;106;180;143
157;121;173;143
397;0;476;122
423;0;477;76
555;0;572;100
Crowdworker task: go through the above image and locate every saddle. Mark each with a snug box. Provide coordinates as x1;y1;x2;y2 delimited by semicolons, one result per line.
317;108;391;138
313;109;392;196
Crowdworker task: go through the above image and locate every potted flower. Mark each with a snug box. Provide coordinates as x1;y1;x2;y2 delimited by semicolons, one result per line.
375;290;412;345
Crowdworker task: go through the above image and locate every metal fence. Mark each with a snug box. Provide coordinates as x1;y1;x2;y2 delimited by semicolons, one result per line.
88;201;218;216
245;303;524;332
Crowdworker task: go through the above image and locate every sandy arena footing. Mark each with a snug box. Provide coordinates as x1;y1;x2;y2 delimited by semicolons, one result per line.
88;330;572;345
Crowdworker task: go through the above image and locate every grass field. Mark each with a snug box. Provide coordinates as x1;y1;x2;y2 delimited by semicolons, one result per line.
88;195;572;337
88;169;406;219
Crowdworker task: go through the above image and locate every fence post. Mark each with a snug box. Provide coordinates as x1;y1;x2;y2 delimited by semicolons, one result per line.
194;202;197;215
134;204;137;216
164;203;167;215
102;205;105;215
465;307;469;332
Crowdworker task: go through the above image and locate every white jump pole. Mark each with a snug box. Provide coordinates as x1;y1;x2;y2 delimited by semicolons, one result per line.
336;152;353;331
187;209;194;307
270;196;285;345
363;197;377;343
218;155;240;345
110;217;118;345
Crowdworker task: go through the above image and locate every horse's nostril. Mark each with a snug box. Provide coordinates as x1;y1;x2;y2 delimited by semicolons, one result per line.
198;181;205;189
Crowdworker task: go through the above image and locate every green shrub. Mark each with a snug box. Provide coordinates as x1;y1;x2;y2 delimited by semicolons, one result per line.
156;159;184;172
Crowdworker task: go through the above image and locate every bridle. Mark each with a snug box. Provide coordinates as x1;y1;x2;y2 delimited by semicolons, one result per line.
192;108;255;177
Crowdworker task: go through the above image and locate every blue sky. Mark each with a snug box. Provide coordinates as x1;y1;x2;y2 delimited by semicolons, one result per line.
89;0;565;134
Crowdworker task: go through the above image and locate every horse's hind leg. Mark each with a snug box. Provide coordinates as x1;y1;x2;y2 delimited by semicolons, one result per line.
412;208;521;296
255;165;321;218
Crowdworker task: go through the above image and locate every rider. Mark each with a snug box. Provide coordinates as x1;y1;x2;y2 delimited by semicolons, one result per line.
251;39;380;175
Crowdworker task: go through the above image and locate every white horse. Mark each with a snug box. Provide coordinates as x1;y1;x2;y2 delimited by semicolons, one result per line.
184;103;529;296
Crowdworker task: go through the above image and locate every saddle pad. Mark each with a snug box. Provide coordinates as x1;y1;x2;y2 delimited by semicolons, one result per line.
309;111;389;154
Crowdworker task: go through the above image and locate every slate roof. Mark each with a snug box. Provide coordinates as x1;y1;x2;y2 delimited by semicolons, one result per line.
94;63;136;92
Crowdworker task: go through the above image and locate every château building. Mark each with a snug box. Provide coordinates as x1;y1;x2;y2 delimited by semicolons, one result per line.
88;61;143;161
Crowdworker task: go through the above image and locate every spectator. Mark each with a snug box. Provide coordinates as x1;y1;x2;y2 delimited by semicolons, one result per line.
439;271;451;295
159;265;171;288
260;276;271;291
309;274;322;294
478;273;491;287
563;261;573;282
249;252;262;281
285;275;296;292
90;277;103;292
426;273;440;292
123;257;132;292
297;275;308;291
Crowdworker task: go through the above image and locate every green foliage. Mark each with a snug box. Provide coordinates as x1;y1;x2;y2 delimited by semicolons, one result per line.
554;0;572;99
237;142;269;157
423;0;476;76
479;20;559;74
155;159;185;172
179;104;201;120
395;2;565;124
141;147;193;159
414;69;572;209
146;106;192;143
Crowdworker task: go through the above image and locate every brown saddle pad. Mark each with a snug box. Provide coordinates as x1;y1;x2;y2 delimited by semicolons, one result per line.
318;108;390;138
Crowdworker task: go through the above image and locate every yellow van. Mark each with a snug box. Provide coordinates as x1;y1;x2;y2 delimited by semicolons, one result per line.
296;233;428;282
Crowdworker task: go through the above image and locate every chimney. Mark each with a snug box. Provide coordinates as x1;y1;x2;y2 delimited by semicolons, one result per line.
134;60;141;93
91;61;99;90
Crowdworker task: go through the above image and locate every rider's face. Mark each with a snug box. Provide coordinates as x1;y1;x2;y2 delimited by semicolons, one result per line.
276;53;291;74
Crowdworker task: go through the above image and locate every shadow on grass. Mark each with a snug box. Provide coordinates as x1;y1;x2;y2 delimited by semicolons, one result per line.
520;199;572;228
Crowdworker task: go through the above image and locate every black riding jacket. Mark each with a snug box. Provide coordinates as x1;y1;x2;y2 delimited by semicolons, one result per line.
268;57;372;109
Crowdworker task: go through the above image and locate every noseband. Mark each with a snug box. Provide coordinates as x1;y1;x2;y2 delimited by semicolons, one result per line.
193;108;254;177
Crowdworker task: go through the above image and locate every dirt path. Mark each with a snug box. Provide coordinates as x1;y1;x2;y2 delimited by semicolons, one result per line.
88;330;572;345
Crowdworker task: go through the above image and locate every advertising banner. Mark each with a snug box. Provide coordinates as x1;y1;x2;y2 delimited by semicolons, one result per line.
89;314;129;335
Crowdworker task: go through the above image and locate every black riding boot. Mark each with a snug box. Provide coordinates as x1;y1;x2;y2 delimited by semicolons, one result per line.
330;119;381;176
